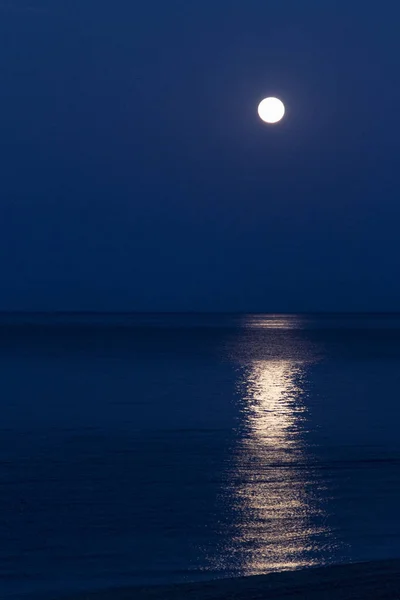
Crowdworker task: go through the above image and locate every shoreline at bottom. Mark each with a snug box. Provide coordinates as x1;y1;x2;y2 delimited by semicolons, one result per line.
61;559;400;600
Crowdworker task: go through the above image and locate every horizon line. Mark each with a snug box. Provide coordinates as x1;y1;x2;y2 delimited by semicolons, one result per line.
0;311;400;316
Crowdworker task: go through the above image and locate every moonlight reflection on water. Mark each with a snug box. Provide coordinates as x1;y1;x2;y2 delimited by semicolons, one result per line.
218;354;337;575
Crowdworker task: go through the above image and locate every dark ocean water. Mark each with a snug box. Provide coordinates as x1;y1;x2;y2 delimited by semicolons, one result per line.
1;313;400;598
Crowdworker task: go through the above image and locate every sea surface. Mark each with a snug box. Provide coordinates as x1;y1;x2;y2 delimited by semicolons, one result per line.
1;313;400;598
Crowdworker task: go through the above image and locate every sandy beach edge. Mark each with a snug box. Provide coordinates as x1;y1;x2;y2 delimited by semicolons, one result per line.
61;560;400;600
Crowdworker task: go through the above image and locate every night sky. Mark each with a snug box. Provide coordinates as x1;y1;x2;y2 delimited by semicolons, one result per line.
1;1;400;312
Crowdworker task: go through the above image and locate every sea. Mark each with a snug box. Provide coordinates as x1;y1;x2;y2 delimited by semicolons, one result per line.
1;313;400;599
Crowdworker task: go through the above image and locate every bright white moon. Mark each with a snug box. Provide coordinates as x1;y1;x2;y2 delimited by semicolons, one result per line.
258;97;285;124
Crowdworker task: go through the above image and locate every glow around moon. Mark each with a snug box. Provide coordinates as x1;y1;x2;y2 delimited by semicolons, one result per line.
258;97;285;124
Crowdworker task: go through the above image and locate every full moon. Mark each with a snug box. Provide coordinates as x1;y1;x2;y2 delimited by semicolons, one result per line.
258;97;285;124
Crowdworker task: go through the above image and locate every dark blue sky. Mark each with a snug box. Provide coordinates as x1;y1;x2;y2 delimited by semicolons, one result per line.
1;0;400;311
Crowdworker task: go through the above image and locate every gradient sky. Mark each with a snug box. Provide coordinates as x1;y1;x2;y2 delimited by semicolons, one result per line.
1;0;400;311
